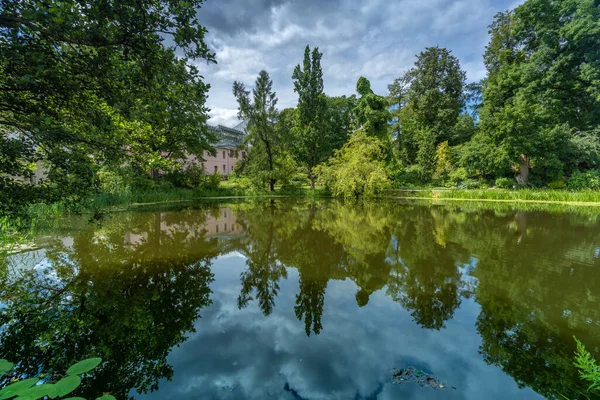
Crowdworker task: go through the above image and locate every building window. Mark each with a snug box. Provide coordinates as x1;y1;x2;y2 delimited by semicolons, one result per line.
235;150;239;158
224;223;227;231
214;166;218;174
231;165;234;172
222;150;226;159
223;164;226;172
229;150;234;158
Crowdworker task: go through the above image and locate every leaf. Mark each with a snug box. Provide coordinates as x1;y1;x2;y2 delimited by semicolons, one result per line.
66;358;102;376
0;360;13;376
63;398;86;400
96;395;116;400
0;378;39;399
54;375;81;397
11;383;56;399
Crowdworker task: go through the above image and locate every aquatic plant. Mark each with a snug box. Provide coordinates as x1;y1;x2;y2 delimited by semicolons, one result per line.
0;358;113;400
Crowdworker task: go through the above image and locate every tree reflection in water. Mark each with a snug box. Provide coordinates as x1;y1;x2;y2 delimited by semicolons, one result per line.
1;200;599;399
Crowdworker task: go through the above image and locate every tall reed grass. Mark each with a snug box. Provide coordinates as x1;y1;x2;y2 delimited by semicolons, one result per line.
389;189;600;203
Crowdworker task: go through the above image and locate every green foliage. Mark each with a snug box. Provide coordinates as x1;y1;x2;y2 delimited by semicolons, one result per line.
447;167;468;187
433;141;452;181
574;337;600;394
162;163;220;190
475;0;600;184
406;46;467;145
0;358;103;399
291;46;329;188
389;165;423;188
416;129;437;181
233;70;280;191
547;179;567;190
0;0;216;216
460;179;489;190
569;170;600;191
316;131;389;198
353;77;391;141
495;177;516;189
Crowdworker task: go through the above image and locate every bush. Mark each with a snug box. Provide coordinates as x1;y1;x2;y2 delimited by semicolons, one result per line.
569;170;600;190
495;177;515;189
97;166;154;193
547;179;566;189
447;167;468;187
163;163;205;189
390;165;423;187
316;130;389;199
203;172;221;191
459;179;488;189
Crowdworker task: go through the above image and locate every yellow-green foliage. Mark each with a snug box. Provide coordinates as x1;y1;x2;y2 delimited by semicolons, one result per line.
434;141;452;180
316;130;389;199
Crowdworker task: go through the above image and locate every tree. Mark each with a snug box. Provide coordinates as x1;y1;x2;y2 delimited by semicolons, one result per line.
325;95;356;151
125;54;216;182
475;1;600;184
0;0;215;215
316;130;389;199
233;71;280;191
416;128;437;181
388;72;413;154
353;77;391;141
292;45;329;189
406;47;466;145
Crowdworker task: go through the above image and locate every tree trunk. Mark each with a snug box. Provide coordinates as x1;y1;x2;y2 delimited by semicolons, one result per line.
516;154;529;185
308;168;315;190
152;169;160;184
265;140;275;192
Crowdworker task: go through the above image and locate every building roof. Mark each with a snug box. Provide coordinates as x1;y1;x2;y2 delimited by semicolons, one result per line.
208;122;247;147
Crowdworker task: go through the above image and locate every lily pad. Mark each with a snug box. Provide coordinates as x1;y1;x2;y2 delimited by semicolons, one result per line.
66;358;102;376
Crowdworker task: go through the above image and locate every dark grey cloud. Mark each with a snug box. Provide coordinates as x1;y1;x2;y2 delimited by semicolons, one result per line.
194;0;525;132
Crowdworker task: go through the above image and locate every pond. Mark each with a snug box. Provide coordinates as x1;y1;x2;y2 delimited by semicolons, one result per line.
2;199;600;400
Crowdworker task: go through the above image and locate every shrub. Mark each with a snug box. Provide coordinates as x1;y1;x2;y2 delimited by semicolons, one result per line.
460;179;488;189
495;177;515;189
97;166;154;193
390;165;423;187
547;179;566;189
163;163;205;189
447;167;468;187
569;170;600;190
316;130;389;199
203;171;221;191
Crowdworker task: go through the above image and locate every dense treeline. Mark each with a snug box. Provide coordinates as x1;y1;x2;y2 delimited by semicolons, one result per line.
233;0;600;197
1;0;599;217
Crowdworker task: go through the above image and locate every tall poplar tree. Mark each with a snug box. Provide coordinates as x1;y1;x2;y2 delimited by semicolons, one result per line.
292;45;328;189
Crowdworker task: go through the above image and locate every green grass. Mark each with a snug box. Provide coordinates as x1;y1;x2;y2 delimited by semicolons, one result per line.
387;188;600;204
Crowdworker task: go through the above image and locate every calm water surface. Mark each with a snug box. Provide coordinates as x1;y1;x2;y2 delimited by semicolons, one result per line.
2;199;600;400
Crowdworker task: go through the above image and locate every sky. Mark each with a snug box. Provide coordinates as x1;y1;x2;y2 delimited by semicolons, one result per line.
140;253;539;400
193;0;525;127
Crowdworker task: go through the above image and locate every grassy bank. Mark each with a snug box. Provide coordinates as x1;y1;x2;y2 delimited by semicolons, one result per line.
387;188;600;205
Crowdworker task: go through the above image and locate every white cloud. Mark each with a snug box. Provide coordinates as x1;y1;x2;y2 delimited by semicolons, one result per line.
195;0;521;127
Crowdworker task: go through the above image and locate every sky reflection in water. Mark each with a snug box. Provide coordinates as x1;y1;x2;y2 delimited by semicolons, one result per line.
2;199;599;400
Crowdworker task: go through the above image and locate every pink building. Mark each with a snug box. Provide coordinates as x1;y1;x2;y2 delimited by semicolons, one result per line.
198;122;247;176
